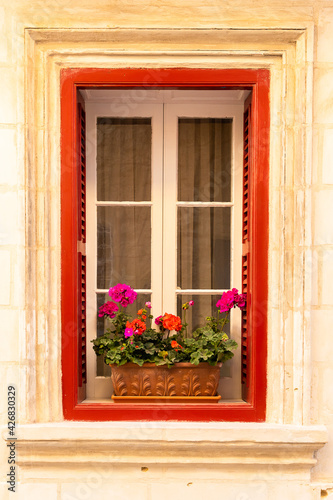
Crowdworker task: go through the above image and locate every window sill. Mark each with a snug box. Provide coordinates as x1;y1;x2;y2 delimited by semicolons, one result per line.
16;422;327;480
65;398;263;421
81;398;246;404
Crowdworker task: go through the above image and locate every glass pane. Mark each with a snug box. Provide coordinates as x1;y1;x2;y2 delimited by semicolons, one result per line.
178;118;232;202
97;206;151;290
97;118;151;201
177;207;231;289
177;294;230;336
96;292;151;376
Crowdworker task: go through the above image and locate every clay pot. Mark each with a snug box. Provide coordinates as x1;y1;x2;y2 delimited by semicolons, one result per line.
110;362;222;403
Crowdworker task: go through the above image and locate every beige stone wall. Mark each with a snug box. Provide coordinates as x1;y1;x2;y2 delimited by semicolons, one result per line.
1;1;333;498
311;5;333;491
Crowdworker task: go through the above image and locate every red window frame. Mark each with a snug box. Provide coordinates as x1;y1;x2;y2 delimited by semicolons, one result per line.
61;67;269;421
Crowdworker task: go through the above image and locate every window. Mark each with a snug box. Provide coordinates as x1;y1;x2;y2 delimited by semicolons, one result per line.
61;68;269;421
85;91;243;400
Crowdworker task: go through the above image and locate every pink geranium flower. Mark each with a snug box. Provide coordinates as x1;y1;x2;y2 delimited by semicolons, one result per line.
235;293;247;309
216;288;247;312
155;315;163;326
98;301;119;318
108;283;137;308
124;327;134;338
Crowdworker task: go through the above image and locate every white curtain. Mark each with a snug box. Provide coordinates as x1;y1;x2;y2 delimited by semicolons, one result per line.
97;118;151;291
177;118;232;331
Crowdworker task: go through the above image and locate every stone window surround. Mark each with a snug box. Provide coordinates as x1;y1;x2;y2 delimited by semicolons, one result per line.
18;26;327;474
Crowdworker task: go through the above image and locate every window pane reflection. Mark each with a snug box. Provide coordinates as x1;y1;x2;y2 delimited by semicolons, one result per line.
97;118;151;202
177;207;231;290
97;206;151;290
178;118;232;202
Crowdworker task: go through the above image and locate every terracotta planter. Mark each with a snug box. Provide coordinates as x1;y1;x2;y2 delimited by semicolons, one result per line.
110;362;222;403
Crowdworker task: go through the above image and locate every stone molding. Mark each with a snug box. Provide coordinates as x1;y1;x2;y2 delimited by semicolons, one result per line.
16;423;327;479
27;27;307;46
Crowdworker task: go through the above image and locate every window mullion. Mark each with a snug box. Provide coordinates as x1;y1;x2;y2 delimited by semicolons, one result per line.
96;201;153;206
150;105;164;317
162;104;178;313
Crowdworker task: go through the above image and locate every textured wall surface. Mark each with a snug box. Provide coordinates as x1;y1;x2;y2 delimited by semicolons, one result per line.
1;1;333;499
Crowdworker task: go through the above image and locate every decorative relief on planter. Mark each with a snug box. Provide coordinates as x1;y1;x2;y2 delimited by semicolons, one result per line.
112;371;128;396
205;373;220;396
110;362;222;401
181;371;201;396
130;373;152;396
156;373;177;396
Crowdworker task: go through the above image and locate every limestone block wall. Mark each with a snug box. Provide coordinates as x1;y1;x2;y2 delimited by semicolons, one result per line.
0;1;333;499
310;6;333;490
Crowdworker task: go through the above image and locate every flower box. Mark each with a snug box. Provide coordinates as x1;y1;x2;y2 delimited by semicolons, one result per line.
92;284;245;403
110;362;222;403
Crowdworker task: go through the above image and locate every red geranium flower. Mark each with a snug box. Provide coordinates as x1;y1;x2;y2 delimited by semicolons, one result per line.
171;340;183;351
126;319;146;335
162;313;182;332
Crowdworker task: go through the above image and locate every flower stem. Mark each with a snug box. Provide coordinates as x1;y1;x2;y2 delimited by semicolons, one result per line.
184;308;188;339
220;310;229;333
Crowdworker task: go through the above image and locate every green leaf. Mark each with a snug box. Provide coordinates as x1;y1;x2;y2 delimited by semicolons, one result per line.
154;357;167;366
131;357;145;366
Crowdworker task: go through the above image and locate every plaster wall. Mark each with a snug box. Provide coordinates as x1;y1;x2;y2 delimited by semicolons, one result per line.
0;1;333;499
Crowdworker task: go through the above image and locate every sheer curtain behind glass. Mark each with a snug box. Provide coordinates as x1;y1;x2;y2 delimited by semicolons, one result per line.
97;117;151;290
177;118;232;332
96;118;152;375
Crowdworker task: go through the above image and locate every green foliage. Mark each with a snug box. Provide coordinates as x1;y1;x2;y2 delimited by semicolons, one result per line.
92;292;241;367
183;329;238;365
92;315;238;368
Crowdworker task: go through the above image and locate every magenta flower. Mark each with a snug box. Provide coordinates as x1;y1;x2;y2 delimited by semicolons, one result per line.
108;283;137;308
182;300;193;310
124;327;134;338
145;301;152;309
216;291;234;312
155;315;163;326
235;293;247;309
216;289;247;312
98;301;119;318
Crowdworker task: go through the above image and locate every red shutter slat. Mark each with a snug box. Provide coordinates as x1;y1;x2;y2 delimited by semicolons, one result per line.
78;102;86;244
77;97;87;397
78;252;87;386
241;96;251;400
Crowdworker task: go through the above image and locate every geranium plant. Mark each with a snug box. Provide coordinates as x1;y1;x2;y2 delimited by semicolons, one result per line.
92;284;245;367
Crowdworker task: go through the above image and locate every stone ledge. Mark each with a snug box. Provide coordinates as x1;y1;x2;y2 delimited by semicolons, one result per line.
26;27;307;45
13;422;327;477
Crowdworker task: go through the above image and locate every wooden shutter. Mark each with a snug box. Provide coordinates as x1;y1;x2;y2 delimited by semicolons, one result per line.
241;94;251;401
77;94;87;401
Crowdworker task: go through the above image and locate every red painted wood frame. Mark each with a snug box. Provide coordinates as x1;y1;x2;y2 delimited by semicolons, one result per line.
61;68;269;421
